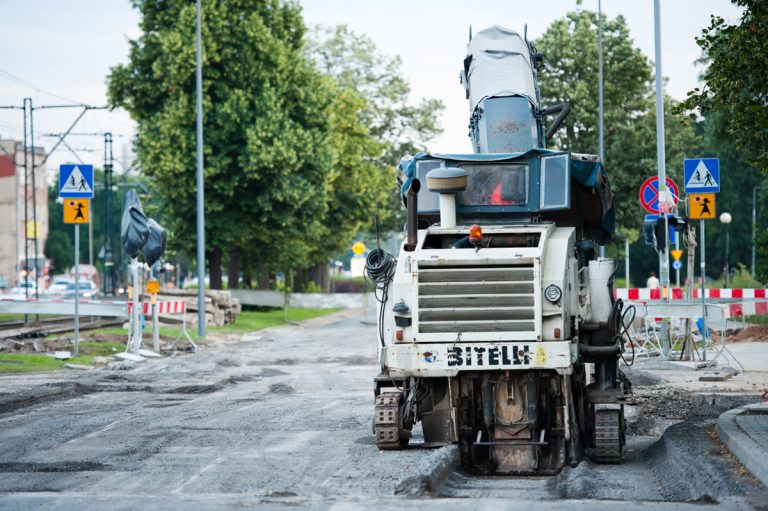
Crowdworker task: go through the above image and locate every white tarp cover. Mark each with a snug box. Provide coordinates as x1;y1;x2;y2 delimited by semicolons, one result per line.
465;26;538;112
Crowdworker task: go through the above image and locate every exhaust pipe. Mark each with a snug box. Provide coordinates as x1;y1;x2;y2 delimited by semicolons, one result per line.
404;179;420;252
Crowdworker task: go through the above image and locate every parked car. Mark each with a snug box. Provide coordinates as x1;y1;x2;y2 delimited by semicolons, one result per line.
45;278;74;296
51;281;100;299
4;282;37;300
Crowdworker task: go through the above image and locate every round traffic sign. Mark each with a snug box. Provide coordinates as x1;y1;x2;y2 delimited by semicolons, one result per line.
639;177;680;214
672;260;682;270
352;241;366;256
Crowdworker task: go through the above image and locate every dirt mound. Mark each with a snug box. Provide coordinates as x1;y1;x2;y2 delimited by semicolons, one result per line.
729;324;768;343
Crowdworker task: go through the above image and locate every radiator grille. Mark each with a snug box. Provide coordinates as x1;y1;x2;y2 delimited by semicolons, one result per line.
416;264;536;334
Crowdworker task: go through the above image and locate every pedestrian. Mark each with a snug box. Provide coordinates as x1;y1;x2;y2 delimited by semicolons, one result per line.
646;271;660;290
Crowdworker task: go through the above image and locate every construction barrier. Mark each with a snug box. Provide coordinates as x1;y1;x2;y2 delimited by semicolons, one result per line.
126;299;195;354
724;301;768;319
0;298;128;317
616;288;768;301
127;300;186;315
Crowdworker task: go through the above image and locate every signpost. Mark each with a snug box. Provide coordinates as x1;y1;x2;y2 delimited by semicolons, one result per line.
60;165;95;357
640;176;679;357
684;159;720;362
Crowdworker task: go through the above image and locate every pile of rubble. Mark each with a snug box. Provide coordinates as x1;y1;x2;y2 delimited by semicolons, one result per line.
152;289;241;327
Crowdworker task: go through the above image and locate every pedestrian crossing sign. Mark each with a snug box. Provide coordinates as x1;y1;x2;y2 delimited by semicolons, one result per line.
59;164;94;198
684;158;720;193
63;198;89;224
689;193;716;220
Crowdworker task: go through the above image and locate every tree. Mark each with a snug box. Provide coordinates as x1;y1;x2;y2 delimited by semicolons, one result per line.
305;25;445;232
678;0;768;171
108;0;339;289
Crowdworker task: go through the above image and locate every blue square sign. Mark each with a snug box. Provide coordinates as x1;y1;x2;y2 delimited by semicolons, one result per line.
59;164;94;198
684;158;720;193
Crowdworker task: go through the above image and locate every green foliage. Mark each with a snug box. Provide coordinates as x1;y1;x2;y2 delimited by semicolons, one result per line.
108;4;411;287
729;263;763;288
757;228;768;284
305;25;445;232
211;308;340;333
109;0;329;281
678;1;768;171
306;25;444;167
44;230;73;275
0;342;124;374
535;11;701;232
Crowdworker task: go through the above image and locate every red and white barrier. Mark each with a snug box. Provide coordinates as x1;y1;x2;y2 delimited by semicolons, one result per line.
615;288;768;301
127;300;187;315
724;301;768;319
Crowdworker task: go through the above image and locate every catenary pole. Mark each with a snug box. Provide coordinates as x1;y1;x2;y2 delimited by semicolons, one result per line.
195;0;206;338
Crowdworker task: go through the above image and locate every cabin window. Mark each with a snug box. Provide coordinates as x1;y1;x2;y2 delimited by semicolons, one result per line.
456;164;529;206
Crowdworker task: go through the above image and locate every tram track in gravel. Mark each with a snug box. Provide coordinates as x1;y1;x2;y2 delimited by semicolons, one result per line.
0;316;124;341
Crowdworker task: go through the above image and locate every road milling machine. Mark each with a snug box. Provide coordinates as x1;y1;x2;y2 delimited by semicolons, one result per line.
367;26;631;475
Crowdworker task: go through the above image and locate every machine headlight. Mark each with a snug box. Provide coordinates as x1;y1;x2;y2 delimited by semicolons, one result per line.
544;284;562;303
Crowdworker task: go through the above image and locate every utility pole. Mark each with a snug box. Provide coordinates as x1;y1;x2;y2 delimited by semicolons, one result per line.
753;186;764;275
196;0;206;338
104;133;115;295
598;0;606;259
653;0;671;356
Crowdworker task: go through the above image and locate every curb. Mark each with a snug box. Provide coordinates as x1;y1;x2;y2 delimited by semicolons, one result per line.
717;406;768;488
394;445;459;496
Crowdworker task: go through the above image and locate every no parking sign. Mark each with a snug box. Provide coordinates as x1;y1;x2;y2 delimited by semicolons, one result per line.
639;177;679;214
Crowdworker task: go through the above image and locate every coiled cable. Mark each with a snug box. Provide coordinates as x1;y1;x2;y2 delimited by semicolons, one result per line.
365;248;396;347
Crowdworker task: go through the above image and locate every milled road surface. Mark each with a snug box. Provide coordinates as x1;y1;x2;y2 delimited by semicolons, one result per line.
0;308;766;510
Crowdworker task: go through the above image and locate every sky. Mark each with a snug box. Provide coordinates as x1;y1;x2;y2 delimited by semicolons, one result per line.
0;0;744;171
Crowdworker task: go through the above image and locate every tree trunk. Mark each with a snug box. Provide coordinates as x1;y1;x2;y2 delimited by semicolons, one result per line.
310;262;330;292
293;268;308;292
208;246;223;290
228;247;241;289
242;269;252;289
257;265;270;290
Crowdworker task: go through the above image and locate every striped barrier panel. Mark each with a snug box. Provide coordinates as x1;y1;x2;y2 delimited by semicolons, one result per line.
615;288;768;301
724;301;768;319
127;300;187;315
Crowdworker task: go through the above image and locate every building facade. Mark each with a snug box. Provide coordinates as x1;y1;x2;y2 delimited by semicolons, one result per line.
0;139;48;288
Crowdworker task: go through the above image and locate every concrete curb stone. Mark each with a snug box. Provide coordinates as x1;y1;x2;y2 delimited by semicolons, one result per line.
717;402;768;488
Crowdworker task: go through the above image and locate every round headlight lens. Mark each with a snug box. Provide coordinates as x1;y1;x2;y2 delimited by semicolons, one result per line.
544;284;562;303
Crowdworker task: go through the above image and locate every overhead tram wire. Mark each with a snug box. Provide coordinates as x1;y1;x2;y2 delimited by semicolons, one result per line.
0;67;87;105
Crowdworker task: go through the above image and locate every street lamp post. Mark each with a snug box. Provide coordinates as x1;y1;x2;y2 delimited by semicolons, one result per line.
753;186;764;276
720;212;732;287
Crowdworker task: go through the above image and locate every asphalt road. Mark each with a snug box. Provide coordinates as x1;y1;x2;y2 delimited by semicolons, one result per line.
0;308;766;510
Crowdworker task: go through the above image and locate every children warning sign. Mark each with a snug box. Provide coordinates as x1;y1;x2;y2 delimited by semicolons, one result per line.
689;193;716;220
63;199;89;224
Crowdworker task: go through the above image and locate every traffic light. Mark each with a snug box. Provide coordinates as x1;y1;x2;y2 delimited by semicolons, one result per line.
643;219;656;246
668;215;689;234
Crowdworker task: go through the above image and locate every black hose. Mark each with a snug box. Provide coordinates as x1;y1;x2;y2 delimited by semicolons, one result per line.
579;344;622;359
365;248;397;347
